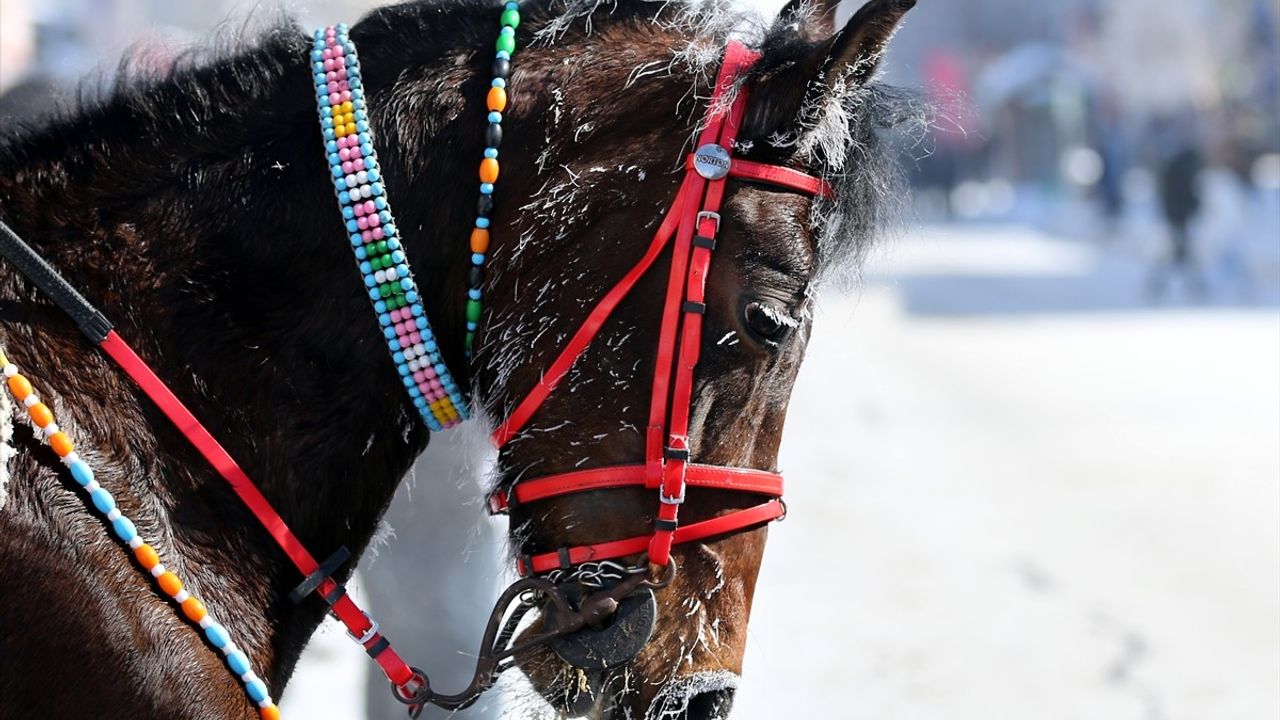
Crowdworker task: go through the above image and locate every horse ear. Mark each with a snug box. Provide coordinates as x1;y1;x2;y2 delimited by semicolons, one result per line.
743;0;916;141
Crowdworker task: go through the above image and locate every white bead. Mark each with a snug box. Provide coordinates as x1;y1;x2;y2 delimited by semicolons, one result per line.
359;185;373;199
356;170;369;185
199;616;214;629
150;564;165;578
105;508;122;522
61;452;79;465
345;174;358;188
241;670;258;683
2;364;17;377
22;394;38;408
222;640;238;656
374;269;387;284
128;537;144;549
258;699;273;709
84;480;100;492
174;589;189;603
43;423;59;436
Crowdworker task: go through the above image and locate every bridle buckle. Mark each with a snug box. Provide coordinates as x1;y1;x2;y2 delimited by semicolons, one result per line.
695;210;721;233
345;611;380;646
659;485;686;505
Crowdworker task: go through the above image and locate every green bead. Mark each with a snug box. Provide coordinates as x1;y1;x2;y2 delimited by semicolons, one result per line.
501;9;520;28
496;33;515;55
371;256;384;271
466;299;483;323
376;241;388;254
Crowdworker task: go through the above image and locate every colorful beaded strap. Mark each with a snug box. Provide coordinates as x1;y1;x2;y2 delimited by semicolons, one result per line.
311;24;467;431
0;350;282;720
465;1;521;356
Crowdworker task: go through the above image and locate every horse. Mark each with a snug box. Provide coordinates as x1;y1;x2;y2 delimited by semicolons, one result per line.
0;0;917;717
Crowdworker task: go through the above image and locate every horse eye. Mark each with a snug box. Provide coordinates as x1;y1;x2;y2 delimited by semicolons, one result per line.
743;301;797;345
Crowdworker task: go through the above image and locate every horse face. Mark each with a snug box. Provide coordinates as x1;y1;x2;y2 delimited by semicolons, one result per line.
468;2;915;717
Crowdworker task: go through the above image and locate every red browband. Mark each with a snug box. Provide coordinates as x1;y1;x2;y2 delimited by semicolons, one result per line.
490;42;827;575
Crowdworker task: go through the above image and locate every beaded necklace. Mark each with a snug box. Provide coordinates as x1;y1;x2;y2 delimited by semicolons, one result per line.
311;4;520;430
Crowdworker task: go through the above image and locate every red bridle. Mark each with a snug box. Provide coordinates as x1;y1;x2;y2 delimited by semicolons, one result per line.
486;42;830;575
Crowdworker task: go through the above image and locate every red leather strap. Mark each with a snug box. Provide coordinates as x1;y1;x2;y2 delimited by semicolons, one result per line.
680;157;830;197
488;464;783;512
517;499;785;576
98;331;415;687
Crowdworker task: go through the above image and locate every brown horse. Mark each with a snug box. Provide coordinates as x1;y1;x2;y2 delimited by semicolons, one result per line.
0;0;917;717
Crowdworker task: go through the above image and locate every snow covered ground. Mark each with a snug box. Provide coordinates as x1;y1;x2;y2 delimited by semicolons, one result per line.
287;223;1280;719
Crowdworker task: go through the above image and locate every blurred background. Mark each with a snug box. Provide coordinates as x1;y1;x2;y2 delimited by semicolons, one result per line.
2;0;1277;719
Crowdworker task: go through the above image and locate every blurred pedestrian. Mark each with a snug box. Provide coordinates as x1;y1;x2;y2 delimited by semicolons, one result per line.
1148;133;1205;300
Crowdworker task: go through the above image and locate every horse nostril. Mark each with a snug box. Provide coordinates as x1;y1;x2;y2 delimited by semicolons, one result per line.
684;687;736;720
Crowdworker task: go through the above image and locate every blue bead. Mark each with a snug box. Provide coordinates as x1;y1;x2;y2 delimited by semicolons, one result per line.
480;183;494;195
345;219;359;233
395;264;410;278
408;386;421;398
112;516;137;543
410;304;424;317
483;148;498;159
496;50;511;61
505;1;519;10
323;128;335;140
380;314;393;328
420;326;434;340
369;288;381;300
326;140;338;153
327;153;340;167
402;376;414;389
342;206;355;220
311;49;323;61
90;488;115;514
492;78;506;89
384;223;397;237
466;321;478;332
364;275;376;288
357;120;370;133
435;363;448;375
371;183;385;197
500;27;514;36
227;650;251;677
338;190;351;205
322;116;334;129
414;397;427;408
334;178;347;191
378;210;392;224
469;288;482;300
476;217;491;229
354;247;367;260
69;460;94;487
424;340;438;352
405;291;420;304
387;238;401;251
383;326;398;340
375;197;389;211
204;623;230;649
367;168;381;182
359;261;373;273
397;364;410;377
488;111;502;124
246;679;269;704
400;278;414;291
356;108;368;121
391;250;406;263
416;317;428;330
358;131;371;145
374;300;387;313
330;166;343;179
472;253;486;266
388;338;401;351
353;88;365;100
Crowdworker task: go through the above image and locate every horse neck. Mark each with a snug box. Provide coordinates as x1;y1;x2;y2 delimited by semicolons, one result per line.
0;23;476;677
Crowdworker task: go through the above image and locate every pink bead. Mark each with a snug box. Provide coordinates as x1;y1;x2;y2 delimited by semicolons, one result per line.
337;136;350;149
333;45;345;57
363;200;376;215
408;332;422;345
336;68;348;81
323;58;335;71
367;214;381;228
322;47;333;59
328;92;341;105
361;230;374;241
326;80;338;92
353;203;366;217
341;161;353;174
393;322;405;335
338;148;351;161
372;227;385;240
413;371;426;383
337;80;350;93
326;71;337;83
352;158;365;172
340;91;352;103
357;216;370;230
346;145;362;159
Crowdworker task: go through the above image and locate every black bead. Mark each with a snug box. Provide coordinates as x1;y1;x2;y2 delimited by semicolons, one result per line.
468;266;485;288
477;195;494;217
485;122;503;148
492;57;510;79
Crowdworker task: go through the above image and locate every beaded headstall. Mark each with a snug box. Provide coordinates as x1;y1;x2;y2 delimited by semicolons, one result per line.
309;7;518;431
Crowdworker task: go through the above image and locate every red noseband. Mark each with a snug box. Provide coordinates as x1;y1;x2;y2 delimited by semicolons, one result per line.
488;42;829;575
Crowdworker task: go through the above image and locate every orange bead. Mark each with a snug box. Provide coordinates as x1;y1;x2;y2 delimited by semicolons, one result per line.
29;402;53;428
49;432;74;457
479;158;499;184
6;375;32;401
181;596;207;623
469;228;490;254
157;571;183;597
487;86;507;112
259;706;281;720
135;544;160;570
